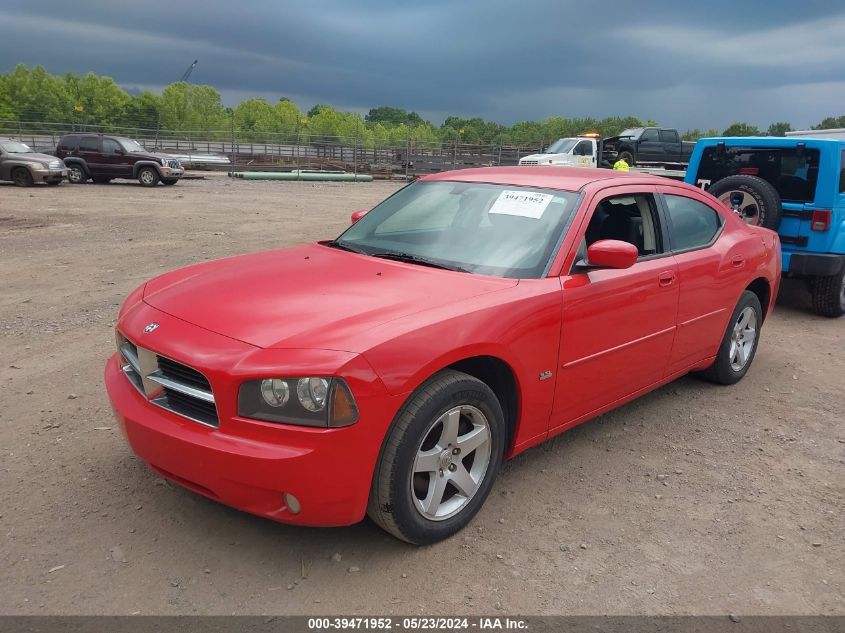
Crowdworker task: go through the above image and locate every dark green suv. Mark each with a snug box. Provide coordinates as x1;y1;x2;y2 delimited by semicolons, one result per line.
56;134;184;186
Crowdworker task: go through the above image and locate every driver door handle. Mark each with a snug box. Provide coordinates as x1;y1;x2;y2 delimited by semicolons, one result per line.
658;271;676;287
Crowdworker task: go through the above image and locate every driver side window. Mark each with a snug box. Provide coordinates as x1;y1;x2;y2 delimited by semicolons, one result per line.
582;193;663;260
102;138;122;154
641;129;659;142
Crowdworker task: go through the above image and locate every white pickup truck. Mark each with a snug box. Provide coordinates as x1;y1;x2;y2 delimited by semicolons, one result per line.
518;136;599;168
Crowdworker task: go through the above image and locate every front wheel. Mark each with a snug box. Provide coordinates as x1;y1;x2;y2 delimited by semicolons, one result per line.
618;150;635;166
367;370;504;545
138;167;160;187
12;167;33;187
699;291;763;385
811;268;845;318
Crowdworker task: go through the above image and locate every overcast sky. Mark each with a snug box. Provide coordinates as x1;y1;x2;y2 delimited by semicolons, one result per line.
1;0;843;131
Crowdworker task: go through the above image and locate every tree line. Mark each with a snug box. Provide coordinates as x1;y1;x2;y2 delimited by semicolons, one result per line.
1;65;842;147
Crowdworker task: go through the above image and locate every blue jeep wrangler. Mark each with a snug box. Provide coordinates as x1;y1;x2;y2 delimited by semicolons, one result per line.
685;137;845;317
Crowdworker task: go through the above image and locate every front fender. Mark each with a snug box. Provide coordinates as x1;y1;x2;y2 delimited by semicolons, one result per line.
132;161;162;177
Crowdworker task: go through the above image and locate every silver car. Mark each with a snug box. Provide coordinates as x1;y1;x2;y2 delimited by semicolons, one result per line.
0;138;68;186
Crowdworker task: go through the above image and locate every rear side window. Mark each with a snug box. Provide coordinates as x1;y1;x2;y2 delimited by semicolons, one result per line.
79;137;99;152
641;129;659;142
58;136;77;151
840;150;845;194
659;129;678;143
697;146;820;203
664;194;723;252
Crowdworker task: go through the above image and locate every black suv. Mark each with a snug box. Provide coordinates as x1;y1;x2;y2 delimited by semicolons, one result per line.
56;134;184;186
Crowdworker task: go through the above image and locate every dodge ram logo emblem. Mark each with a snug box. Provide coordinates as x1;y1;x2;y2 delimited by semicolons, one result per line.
143;322;159;334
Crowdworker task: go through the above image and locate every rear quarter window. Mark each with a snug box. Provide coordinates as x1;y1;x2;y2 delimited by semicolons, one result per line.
697;146;820;203
664;194;723;252
79;137;99;152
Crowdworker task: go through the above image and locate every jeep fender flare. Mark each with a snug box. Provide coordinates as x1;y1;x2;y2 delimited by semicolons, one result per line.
132;161;162;178
62;157;90;176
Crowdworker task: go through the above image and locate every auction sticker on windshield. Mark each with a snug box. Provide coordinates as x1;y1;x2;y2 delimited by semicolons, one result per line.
488;190;554;219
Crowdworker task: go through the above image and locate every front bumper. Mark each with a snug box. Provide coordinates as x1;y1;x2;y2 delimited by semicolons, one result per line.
105;303;401;527
31;167;67;182
159;166;184;179
106;354;394;526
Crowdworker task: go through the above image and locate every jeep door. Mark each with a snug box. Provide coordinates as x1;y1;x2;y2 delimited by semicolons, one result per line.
551;186;680;432
101;138;133;178
77;136;102;174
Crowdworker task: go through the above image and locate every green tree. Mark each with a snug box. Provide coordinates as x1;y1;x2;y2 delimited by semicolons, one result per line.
722;122;762;136
160;82;227;131
767;121;792;136
365;106;425;127
123;91;162;129
812;115;845;130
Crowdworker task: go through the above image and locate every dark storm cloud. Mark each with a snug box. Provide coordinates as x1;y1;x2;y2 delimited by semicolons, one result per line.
1;0;843;129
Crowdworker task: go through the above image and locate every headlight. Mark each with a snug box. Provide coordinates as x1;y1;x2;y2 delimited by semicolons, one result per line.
238;377;358;427
160;157;168;166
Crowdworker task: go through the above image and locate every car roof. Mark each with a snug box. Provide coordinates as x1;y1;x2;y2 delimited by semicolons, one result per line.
419;166;684;192
696;136;845;147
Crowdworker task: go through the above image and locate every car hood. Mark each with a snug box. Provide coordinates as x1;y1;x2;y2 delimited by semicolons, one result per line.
142;243;517;351
6;152;63;165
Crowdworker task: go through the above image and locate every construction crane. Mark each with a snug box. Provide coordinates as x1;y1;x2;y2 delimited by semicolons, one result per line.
180;60;198;83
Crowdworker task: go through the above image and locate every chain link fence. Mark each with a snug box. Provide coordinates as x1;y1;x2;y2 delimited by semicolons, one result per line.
0;119;545;178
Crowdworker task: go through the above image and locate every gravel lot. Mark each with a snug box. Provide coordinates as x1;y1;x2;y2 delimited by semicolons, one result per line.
1;174;842;616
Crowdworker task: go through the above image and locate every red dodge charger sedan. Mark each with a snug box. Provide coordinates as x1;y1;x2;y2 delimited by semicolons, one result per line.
105;166;781;544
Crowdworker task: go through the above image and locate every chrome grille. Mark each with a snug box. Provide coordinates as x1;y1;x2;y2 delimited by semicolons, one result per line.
167;159;181;169
118;335;218;427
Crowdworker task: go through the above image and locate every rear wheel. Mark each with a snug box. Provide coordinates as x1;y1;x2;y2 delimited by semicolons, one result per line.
367;370;504;545
699;291;762;385
67;164;87;184
811;268;845;318
708;175;783;230
138;167;159;187
12;167;33;187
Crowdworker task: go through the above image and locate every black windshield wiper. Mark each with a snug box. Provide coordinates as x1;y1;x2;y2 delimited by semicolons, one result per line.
370;251;469;273
324;240;367;254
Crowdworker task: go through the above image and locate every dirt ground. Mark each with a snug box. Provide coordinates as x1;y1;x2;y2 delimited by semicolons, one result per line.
0;173;842;616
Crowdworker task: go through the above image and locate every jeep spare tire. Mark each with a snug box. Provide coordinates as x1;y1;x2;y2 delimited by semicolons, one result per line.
708;175;783;230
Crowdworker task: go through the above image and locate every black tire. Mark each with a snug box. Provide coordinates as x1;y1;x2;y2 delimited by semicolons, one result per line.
138;166;160;187
699;291;763;385
367;369;505;545
810;267;845;318
67;164;87;184
161;178;179;186
618;150;635;166
92;176;112;184
12;167;33;187
708;175;783;230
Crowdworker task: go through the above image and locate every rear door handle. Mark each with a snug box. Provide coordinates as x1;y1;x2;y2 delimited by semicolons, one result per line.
658;271;676;287
731;255;745;268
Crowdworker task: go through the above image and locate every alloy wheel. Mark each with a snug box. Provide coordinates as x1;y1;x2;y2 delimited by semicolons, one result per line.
729;306;757;371
411;405;492;521
719;190;760;225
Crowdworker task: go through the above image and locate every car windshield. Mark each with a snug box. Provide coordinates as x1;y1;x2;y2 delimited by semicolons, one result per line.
333;181;579;278
616;128;643;139
120;139;146;152
544;138;578;154
0;141;34;153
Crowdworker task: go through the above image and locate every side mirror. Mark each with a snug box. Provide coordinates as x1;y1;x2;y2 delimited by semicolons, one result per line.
350;209;369;224
584;239;638;269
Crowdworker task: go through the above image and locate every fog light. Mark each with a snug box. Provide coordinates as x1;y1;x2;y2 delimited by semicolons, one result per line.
284;493;301;515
